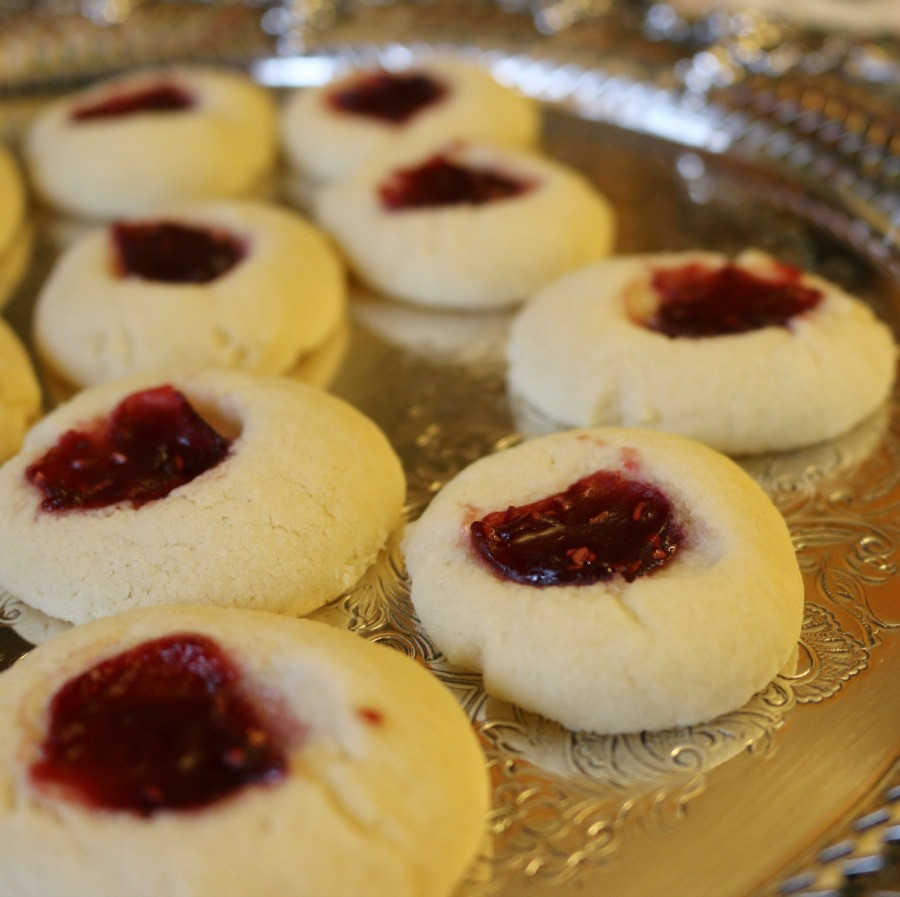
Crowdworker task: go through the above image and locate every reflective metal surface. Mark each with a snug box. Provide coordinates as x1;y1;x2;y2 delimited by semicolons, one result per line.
0;3;897;894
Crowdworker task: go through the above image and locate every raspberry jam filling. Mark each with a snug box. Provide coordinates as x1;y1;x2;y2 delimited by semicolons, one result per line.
328;70;446;123
30;633;290;816
470;470;682;586
26;385;231;512
112;221;247;284
379;152;534;210
644;261;823;338
72;83;195;122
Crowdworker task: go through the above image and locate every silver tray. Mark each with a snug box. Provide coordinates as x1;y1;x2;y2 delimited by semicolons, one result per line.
0;3;897;895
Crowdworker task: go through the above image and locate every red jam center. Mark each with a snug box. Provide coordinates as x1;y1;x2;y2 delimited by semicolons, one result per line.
25;385;231;512
112;221;247;284
470;470;681;586
30;633;289;816
644;262;823;338
379;153;533;210
71;83;194;121
328;71;446;123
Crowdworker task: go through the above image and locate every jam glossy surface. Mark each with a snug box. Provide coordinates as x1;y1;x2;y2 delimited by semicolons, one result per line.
26;385;231;512
30;633;289;816
470;470;681;586
379;152;533;210
328;71;446;123
645;261;823;338
72;83;194;122
112;221;246;284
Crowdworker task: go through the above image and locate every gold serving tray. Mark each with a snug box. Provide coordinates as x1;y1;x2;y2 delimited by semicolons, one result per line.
0;3;897;895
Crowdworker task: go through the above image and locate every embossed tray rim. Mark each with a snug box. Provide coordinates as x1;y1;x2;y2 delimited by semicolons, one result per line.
0;4;898;896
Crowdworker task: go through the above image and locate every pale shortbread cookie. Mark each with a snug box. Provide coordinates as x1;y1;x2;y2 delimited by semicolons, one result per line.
0;369;405;625
33;200;346;389
24;66;276;219
0;144;29;308
0;317;41;463
317;140;616;309
403;427;804;734
281;57;539;185
0;604;489;897
507;249;897;455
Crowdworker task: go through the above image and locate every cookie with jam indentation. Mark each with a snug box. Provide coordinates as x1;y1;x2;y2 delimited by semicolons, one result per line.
0;605;488;897
403;426;804;733
0;369;404;624
507;249;897;454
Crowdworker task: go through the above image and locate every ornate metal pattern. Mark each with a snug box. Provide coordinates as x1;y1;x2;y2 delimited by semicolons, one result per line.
0;2;897;893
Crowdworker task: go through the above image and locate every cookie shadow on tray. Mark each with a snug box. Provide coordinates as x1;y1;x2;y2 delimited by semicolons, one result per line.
348;282;516;368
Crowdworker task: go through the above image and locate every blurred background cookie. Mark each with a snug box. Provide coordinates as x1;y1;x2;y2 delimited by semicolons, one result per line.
0;144;30;309
281;56;539;185
317;139;616;308
24;66;277;219
0;316;41;462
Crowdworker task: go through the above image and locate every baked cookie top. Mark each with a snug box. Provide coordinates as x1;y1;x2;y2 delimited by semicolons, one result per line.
24;66;277;218
0;143;26;257
402;426;804;733
0;317;42;462
33;200;346;389
0;369;405;624
281;56;539;184
317;139;616;308
507;249;897;454
0;604;488;897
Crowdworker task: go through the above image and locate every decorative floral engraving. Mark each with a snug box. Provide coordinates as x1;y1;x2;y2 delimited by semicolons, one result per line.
330;534;809;886
792;603;868;703
0;593;31;668
0;591;21;626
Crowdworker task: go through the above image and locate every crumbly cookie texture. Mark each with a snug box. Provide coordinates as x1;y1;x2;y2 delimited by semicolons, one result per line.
507;249;897;455
33;200;346;389
0;605;489;897
317;140;615;309
281;57;539;185
0;369;405;624
0;317;41;463
402;427;805;734
24;66;277;218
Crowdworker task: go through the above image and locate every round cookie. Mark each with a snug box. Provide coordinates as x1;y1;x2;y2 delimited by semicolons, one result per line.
0;144;30;309
0;604;489;897
24;66;277;218
280;57;539;185
0;316;41;462
402;426;804;734
316;140;616;309
0;369;405;625
507;249;897;454
33;200;346;389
